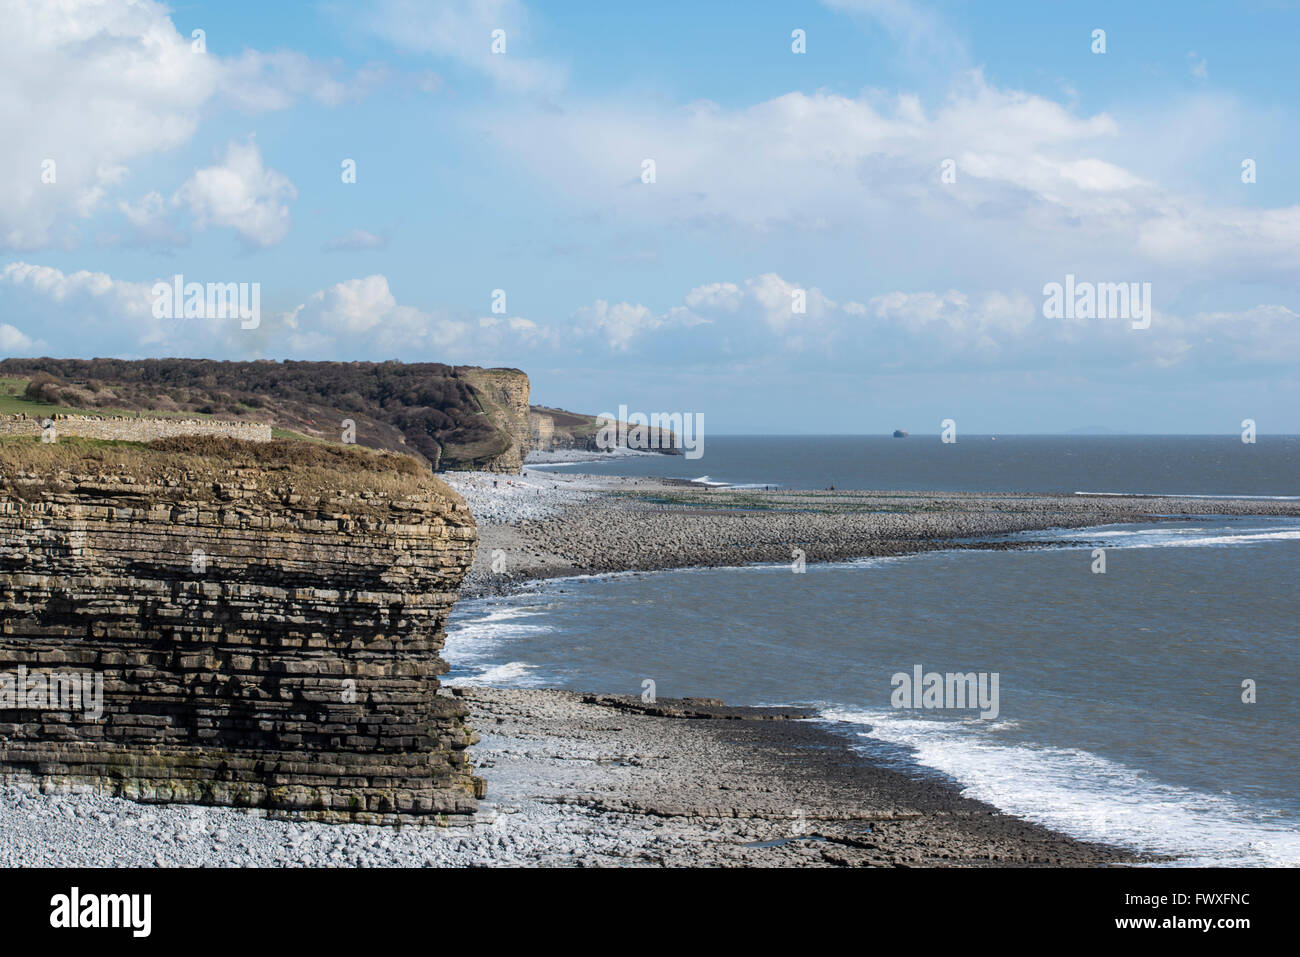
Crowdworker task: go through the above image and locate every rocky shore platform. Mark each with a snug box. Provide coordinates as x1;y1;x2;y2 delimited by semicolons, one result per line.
0;687;1144;866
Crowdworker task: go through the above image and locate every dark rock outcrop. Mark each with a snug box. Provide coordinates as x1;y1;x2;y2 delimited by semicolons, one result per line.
0;439;482;824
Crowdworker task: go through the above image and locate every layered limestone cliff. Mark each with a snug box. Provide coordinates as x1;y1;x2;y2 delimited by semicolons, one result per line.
457;367;531;472
0;438;482;824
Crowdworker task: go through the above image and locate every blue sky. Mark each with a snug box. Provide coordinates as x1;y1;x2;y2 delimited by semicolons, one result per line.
1;0;1298;433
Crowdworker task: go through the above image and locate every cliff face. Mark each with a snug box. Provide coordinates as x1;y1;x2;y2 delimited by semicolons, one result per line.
457;367;531;472
529;406;682;456
0;439;482;824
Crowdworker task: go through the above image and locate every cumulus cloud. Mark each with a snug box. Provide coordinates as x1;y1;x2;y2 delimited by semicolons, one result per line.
0;0;399;252
285;274;559;358
1;261;154;319
0;321;41;353
0;0;217;248
572;301;663;351
0;259;1295;383
0;260;219;353
0;264;568;362
561;271;1300;377
172;140;298;248
487;73;1129;228
483;70;1300;279
575;274;837;357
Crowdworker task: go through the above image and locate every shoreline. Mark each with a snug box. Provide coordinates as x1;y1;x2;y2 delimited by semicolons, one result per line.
0;688;1146;867
444;468;1300;599
436;468;1300;866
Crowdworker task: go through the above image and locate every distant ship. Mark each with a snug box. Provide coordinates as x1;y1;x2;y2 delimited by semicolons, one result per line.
892;429;908;438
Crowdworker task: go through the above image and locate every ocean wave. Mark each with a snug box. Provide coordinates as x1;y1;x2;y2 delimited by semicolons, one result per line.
822;707;1300;866
444;660;542;688
443;601;554;669
1035;522;1300;549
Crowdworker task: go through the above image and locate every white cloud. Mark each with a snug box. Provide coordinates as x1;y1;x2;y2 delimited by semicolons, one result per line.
0;0;219;248
562;272;1300;375
0;260;291;356
485;72;1136;232
0;321;40;353
172;140;298;247
0;0;400;252
220;51;394;112
366;0;564;93
685;282;743;312
572;300;662;351
323;228;388;252
484;70;1300;277
113;191;189;249
0;261;154;319
312;275;396;333
0;262;1295;379
748;273;836;334
287;274;559;357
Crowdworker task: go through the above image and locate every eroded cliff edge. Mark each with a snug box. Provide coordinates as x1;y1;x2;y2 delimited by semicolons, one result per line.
0;437;482;824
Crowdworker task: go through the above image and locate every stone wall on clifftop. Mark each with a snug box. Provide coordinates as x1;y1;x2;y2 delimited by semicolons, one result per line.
0;438;482;824
0;413;271;444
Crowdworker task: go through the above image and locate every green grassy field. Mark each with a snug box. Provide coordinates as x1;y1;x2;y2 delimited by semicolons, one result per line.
0;377;63;415
0;376;222;420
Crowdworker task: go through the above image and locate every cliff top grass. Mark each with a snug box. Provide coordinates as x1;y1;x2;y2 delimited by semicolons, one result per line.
0;435;466;513
0;375;223;420
0;359;530;469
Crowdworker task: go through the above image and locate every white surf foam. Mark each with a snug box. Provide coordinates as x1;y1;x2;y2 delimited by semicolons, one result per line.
822;707;1300;866
445;660;541;688
443;602;555;683
1039;522;1300;550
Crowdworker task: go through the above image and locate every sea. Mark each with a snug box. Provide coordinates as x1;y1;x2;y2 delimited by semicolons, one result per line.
445;436;1300;865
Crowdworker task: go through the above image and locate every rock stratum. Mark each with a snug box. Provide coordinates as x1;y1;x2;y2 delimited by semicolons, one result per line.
0;437;482;824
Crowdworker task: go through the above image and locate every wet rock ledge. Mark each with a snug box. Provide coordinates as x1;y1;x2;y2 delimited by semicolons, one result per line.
0;437;480;825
